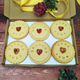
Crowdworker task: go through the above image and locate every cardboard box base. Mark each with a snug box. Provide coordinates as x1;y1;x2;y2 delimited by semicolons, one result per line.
1;19;79;67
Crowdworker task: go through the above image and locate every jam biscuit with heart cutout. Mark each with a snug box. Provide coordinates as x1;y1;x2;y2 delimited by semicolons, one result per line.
8;20;29;39
5;41;28;64
29;22;50;40
50;20;72;39
28;41;51;64
52;40;75;63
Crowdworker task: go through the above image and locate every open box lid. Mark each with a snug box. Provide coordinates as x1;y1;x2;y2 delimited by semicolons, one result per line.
4;0;76;20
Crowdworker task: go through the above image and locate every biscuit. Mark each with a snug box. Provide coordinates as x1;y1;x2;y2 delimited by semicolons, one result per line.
29;22;50;40
5;41;28;64
8;20;29;39
28;41;51;64
50;20;72;39
52;40;75;63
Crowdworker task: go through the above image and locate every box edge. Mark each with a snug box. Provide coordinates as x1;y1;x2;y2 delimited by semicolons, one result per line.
1;19;10;66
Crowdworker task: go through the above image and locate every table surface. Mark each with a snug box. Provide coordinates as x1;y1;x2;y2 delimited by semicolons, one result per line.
0;0;80;80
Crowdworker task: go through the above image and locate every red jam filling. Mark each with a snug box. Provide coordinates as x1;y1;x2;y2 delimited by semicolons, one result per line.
16;27;21;31
58;26;64;31
37;49;43;55
60;47;66;53
14;48;20;54
37;29;42;34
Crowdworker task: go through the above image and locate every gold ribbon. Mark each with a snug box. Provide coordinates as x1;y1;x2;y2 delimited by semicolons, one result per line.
13;0;44;11
77;0;80;5
13;0;68;18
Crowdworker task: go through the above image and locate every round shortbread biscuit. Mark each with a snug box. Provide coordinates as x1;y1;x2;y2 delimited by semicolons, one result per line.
29;22;50;40
28;41;51;64
5;41;28;64
50;20;72;39
8;20;29;39
52;40;75;63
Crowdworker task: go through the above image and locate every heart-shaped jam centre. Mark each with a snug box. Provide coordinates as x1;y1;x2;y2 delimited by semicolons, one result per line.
37;49;43;55
37;29;42;34
60;47;66;53
58;26;64;31
16;27;21;31
14;48;20;54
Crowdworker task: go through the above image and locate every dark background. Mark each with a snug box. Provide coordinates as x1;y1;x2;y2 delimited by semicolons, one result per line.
0;0;80;80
